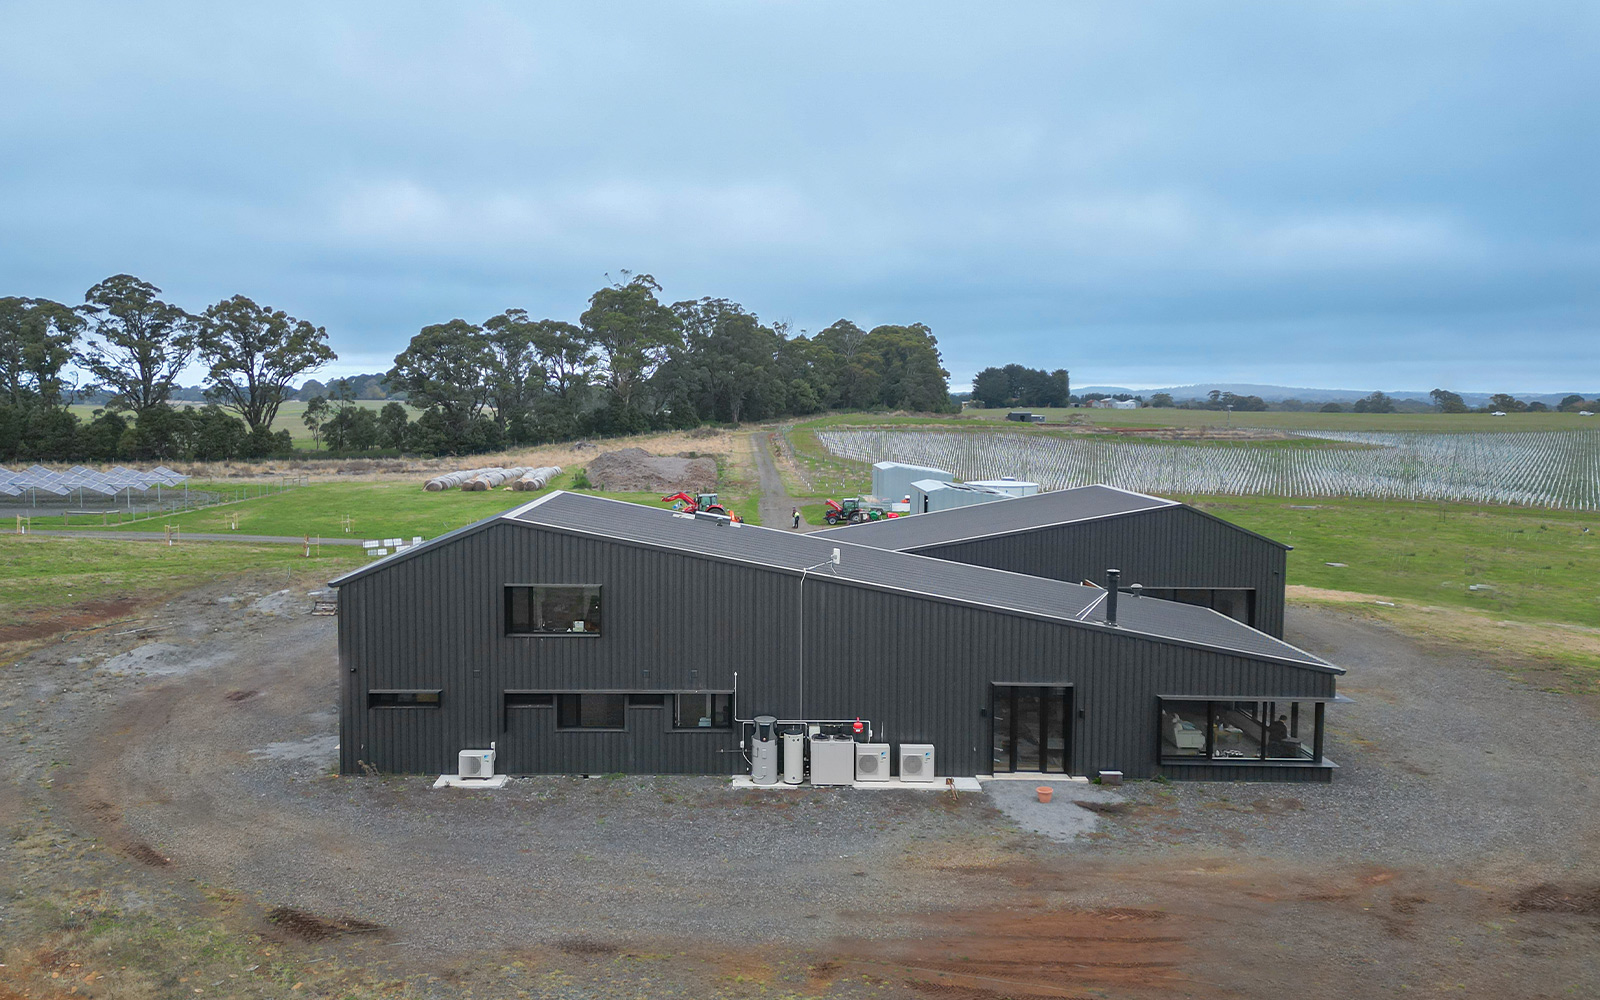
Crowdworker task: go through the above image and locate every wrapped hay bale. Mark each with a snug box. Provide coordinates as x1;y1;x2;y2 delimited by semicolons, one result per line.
512;466;562;491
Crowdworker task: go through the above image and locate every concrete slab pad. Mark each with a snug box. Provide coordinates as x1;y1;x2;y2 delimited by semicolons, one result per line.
432;774;511;789
978;773;1091;783
983;778;1126;842
729;775;981;792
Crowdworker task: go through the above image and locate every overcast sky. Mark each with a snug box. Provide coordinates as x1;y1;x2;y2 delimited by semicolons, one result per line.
1;2;1594;393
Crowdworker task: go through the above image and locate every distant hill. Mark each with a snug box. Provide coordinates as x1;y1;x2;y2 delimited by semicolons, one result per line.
1075;384;1595;407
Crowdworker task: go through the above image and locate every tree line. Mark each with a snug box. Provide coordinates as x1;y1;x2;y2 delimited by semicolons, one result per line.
1;276;333;462
1;271;955;461
371;273;953;454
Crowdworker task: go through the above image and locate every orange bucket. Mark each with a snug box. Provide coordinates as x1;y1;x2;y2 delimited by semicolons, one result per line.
1036;785;1053;804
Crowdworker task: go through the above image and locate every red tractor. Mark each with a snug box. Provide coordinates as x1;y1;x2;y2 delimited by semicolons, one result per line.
662;491;736;519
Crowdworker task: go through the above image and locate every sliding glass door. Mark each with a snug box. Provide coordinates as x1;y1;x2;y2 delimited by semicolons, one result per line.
991;685;1072;774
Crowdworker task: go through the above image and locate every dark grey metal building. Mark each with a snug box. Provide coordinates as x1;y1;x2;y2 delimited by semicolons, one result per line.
816;485;1290;637
331;490;1340;782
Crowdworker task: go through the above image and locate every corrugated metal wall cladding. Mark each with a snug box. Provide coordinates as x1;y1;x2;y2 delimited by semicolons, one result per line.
795;580;1330;779
914;506;1286;637
340;521;1331;778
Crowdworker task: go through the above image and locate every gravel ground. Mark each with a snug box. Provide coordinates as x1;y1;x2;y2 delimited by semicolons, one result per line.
3;588;1599;998
1085;607;1600;881
985;779;1127;840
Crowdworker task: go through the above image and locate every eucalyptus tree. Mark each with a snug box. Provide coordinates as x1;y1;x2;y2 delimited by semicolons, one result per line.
481;309;547;443
0;296;82;407
387;319;494;424
197;294;336;434
580;273;682;416
76;274;197;415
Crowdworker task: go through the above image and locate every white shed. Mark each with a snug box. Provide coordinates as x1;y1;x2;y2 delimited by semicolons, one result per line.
909;479;1010;513
872;461;952;503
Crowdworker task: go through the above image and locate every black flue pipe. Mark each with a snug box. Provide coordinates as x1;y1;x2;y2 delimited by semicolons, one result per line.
1106;568;1121;626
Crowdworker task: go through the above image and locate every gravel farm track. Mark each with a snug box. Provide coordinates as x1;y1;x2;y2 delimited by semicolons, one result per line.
1;578;1598;998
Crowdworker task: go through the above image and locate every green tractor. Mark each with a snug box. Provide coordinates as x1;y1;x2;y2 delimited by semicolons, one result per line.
823;497;896;525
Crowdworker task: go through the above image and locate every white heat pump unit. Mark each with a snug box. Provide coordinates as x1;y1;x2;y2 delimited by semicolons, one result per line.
898;743;936;782
458;749;496;780
855;742;891;781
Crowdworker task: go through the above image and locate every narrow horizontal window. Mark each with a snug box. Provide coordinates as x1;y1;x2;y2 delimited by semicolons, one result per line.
674;693;732;730
369;689;442;709
505;692;553;708
557;694;627;730
506;585;602;635
1138;588;1256;626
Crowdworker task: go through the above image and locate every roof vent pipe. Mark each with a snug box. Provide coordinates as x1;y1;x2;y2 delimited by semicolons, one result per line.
1105;569;1121;626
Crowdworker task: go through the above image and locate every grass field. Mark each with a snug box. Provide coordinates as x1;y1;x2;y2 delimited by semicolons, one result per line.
960;405;1596;433
29;467;762;540
0;534;366;619
67;400;423;448
784;417;1600;629
1177;495;1600;628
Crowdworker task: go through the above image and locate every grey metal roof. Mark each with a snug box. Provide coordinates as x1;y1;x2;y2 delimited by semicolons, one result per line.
873;460;949;474
813;484;1181;549
329;490;1336;672
911;479;1006;495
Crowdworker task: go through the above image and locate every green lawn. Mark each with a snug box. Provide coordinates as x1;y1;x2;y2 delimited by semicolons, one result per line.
66;399;423;448
35;469;762;541
0;534;367;618
1181;495;1600;628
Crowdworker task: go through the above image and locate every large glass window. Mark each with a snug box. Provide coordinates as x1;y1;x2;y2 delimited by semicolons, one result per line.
1160;699;1324;763
506;585;602;635
557;694;627;729
1160;700;1210;757
673;693;732;729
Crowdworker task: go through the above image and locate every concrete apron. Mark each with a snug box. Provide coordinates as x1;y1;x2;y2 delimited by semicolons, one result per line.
729;775;984;792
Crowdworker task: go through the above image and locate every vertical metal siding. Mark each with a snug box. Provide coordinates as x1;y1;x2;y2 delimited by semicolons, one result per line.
338;520;1330;778
910;506;1287;637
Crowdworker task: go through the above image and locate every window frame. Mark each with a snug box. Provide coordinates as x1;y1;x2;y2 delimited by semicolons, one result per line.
502;690;554;731
368;689;443;709
1157;697;1326;766
672;692;734;731
504;584;603;637
555;693;629;731
1138;587;1257;627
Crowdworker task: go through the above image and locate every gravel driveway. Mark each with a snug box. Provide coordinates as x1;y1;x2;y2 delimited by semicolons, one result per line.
3;587;1597;998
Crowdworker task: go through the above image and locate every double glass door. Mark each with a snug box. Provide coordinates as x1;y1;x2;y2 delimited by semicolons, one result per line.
991;685;1072;773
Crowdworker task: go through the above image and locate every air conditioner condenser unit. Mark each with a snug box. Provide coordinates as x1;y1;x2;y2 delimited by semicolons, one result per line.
458;749;496;780
898;743;935;782
855;742;890;782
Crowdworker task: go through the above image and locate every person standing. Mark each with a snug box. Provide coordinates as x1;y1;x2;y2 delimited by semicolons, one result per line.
791;507;800;529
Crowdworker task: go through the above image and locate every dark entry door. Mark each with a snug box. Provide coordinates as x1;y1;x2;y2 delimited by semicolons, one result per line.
991;685;1072;774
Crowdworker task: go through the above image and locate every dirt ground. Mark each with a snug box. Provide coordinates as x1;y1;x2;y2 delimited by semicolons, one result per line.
2;586;1598;999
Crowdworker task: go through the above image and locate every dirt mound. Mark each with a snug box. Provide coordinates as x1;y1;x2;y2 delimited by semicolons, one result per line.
585;447;716;492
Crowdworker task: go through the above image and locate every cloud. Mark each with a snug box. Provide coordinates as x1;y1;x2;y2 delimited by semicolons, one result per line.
0;1;1593;393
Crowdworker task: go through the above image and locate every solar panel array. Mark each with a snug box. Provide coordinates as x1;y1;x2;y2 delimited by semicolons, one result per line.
0;464;189;498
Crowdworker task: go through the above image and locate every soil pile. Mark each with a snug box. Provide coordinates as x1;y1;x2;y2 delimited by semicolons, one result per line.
585;448;716;492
